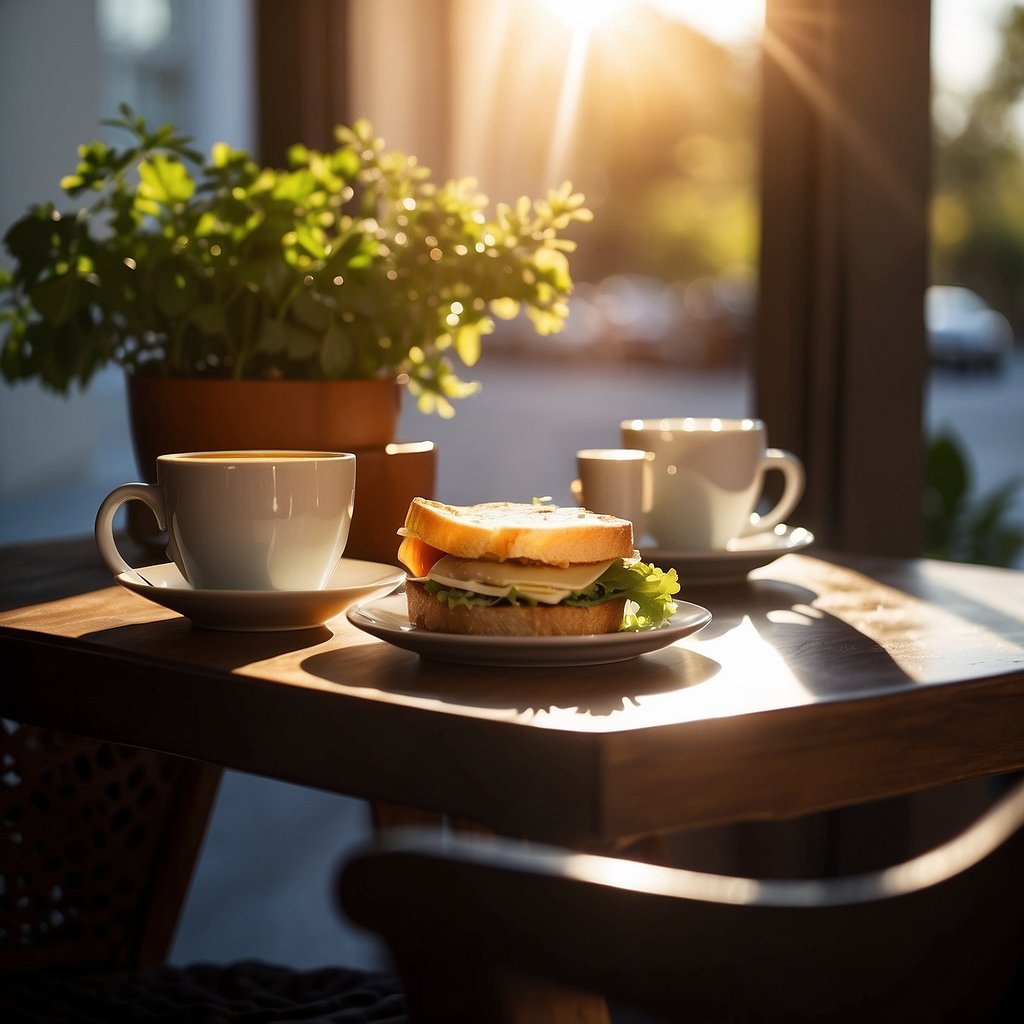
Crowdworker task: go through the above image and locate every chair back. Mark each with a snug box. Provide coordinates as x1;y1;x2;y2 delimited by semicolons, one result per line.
1;721;220;973
339;778;1024;1022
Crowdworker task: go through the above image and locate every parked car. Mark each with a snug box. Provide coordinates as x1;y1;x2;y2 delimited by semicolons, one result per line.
926;286;1014;372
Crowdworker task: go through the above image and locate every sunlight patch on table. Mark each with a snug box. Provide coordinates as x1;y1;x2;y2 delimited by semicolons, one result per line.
809;563;1024;684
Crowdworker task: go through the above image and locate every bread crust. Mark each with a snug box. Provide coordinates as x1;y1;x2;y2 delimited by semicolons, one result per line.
406;580;626;637
401;498;633;568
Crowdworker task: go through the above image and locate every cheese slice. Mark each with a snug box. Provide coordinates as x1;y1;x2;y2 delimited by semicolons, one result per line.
426;555;617;605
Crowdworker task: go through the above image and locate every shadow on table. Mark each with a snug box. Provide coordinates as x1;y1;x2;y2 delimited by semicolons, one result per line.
303;574;917;716
685;575;921;699
303;640;722;718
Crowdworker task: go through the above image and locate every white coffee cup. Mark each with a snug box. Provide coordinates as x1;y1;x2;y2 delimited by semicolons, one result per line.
570;449;654;534
619;418;804;551
95;450;356;591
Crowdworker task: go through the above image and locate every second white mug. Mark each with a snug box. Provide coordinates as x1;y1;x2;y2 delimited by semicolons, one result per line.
571;449;654;535
619;418;804;551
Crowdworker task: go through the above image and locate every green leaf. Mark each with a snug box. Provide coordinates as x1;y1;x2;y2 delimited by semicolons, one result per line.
453;323;482;366
29;274;81;326
155;271;198;318
925;431;969;516
319;319;352;376
618;563;681;631
564;559;680;630
490;297;520;320
525;305;567;335
273;168;317;205
3;208;62;285
256;318;319;361
187;303;228;337
332;146;361;180
256;318;296;354
138;154;196;206
291;289;332;332
292;223;327;260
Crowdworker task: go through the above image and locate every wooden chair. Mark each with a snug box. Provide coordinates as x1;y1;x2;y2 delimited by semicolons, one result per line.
338;777;1024;1023
1;721;406;1021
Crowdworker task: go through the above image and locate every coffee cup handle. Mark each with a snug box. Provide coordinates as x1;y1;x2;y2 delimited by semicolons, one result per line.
743;448;805;537
94;483;167;577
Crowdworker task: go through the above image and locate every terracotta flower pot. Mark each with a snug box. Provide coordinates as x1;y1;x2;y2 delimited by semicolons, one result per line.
125;375;434;566
127;376;402;472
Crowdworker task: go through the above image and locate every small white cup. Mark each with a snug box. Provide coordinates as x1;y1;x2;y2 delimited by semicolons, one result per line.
619;418;804;551
570;449;654;534
95;450;356;591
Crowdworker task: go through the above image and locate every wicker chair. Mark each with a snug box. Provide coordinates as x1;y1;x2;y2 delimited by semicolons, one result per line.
1;720;406;1022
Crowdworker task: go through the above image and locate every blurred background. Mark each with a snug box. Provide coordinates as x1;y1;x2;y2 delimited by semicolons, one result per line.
2;0;1023;970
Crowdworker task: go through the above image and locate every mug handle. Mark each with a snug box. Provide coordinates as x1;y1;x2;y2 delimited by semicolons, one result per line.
94;483;167;577
742;448;805;537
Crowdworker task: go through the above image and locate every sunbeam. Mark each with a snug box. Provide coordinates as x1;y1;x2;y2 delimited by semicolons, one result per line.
545;28;592;184
542;0;631;33
761;10;925;225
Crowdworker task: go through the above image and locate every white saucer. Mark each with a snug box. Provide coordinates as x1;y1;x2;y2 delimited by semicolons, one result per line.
346;592;712;667
115;559;406;631
641;525;814;585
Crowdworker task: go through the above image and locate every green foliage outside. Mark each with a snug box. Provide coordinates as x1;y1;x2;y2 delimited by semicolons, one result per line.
559;15;759;286
563;1;1024;328
928;6;1024;567
0;106;591;416
925;430;1024;567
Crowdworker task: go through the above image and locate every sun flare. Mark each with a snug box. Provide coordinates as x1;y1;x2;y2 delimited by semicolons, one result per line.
456;0;765;211
540;0;764;44
542;0;631;33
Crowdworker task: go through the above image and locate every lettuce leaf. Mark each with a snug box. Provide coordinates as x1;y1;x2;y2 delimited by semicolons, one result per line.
563;559;680;630
424;559;680;631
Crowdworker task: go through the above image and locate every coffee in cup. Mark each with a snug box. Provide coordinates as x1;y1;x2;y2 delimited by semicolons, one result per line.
570;449;653;534
95;450;356;590
619;418;804;551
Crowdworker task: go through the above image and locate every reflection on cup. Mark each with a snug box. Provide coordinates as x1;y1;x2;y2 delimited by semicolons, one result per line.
572;448;654;537
619;418;804;552
95;450;356;590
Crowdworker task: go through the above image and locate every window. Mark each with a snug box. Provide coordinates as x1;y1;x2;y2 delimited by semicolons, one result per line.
928;0;1024;567
350;0;764;510
0;0;253;542
348;1;934;555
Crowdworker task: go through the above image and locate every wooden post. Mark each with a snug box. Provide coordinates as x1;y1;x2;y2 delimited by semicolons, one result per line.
757;0;932;556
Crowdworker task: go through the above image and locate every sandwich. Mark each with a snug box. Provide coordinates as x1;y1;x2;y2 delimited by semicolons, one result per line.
397;497;680;636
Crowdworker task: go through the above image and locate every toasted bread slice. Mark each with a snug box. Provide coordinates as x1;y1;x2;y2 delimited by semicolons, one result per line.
406;580;626;636
400;498;634;568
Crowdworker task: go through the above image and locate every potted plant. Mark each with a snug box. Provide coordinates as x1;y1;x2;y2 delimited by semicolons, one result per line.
1;105;591;418
0;106;591;559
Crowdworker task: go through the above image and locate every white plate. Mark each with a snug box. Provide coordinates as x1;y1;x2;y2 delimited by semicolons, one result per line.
346;593;712;667
641;525;814;585
115;559;406;632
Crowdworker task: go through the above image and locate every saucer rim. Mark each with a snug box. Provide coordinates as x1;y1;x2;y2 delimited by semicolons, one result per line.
640;524;814;563
113;558;405;631
115;557;406;598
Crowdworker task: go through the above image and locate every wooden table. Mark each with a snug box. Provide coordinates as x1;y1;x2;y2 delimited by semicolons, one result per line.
3;536;1023;851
